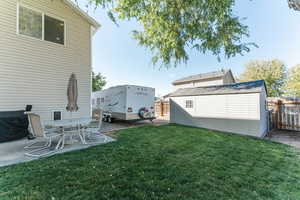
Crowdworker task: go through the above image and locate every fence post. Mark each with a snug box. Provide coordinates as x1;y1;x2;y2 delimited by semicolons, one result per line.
276;100;282;129
160;101;164;117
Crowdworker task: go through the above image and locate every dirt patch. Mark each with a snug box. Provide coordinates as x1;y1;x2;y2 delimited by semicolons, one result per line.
100;119;169;137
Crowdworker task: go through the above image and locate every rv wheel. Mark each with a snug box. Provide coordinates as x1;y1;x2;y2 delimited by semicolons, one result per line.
103;116;108;122
108;117;114;123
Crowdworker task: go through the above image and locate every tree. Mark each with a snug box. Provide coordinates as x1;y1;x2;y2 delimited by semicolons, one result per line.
82;0;256;67
92;72;107;92
285;65;300;96
239;59;286;97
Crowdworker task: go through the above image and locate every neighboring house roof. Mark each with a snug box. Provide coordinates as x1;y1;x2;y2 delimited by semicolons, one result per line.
63;0;100;30
169;80;266;97
172;69;233;85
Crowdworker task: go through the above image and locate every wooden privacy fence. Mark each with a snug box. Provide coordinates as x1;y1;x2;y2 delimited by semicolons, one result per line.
155;101;170;120
268;98;300;131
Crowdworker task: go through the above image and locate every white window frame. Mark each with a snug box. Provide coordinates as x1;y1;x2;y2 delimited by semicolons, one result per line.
52;110;63;121
185;100;193;108
17;3;66;46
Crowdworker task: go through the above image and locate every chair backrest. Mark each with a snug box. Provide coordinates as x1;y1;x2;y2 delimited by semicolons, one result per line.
27;113;45;138
91;109;103;129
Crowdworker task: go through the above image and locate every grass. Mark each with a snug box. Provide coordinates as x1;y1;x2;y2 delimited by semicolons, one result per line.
1;124;300;200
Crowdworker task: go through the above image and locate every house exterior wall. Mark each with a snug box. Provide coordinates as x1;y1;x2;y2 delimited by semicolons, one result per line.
0;0;92;121
173;78;223;90
170;93;266;137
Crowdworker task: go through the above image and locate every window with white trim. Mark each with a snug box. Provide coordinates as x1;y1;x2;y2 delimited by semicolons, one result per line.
18;6;42;39
44;15;65;45
185;100;193;108
53;111;62;121
18;5;65;45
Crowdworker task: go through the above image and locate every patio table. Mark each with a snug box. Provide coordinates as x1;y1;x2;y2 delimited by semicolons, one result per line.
45;118;92;149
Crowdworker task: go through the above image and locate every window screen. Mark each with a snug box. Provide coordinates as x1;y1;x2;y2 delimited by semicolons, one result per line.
19;6;42;39
44;15;65;45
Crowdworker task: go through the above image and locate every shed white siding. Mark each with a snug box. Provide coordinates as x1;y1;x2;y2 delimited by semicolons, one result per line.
170;92;267;137
0;0;93;121
259;87;268;136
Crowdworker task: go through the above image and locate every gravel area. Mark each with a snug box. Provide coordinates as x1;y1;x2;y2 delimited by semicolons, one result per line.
266;130;300;149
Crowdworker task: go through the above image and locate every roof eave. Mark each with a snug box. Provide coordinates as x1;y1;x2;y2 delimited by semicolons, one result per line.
169;91;262;98
63;0;101;32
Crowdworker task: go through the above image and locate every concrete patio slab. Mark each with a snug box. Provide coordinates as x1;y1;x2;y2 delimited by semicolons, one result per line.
0;134;115;167
0;119;167;167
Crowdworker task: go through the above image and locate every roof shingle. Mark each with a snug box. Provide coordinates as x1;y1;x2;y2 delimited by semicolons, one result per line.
169;80;266;97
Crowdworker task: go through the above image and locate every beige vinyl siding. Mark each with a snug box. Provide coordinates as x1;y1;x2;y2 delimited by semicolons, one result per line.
170;92;265;137
173;79;223;90
0;0;92;121
193;79;223;87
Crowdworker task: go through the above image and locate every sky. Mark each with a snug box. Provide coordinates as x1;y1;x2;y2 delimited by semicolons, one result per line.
76;0;300;97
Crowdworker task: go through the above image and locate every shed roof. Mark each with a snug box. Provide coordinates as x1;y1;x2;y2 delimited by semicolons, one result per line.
172;69;232;85
63;0;100;30
169;80;266;97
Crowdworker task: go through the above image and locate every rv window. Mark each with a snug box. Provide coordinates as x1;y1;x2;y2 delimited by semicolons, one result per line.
101;98;104;103
53;111;62;121
97;98;101;105
186;100;193;108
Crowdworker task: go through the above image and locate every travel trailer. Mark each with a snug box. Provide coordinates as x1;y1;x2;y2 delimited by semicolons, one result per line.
92;85;155;122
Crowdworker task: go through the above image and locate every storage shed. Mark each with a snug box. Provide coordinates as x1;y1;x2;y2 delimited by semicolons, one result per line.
169;80;268;138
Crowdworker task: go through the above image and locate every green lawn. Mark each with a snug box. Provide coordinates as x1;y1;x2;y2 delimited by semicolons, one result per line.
1;124;300;200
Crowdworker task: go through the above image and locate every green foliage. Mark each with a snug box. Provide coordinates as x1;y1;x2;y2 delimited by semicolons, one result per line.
1;125;300;199
285;65;300;96
240;59;287;97
85;0;255;67
92;72;106;92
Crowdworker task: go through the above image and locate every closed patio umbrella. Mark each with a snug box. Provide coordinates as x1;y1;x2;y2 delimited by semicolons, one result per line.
66;73;79;114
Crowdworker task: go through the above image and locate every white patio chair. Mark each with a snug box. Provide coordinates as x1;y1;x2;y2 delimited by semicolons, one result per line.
24;113;64;157
82;110;109;144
